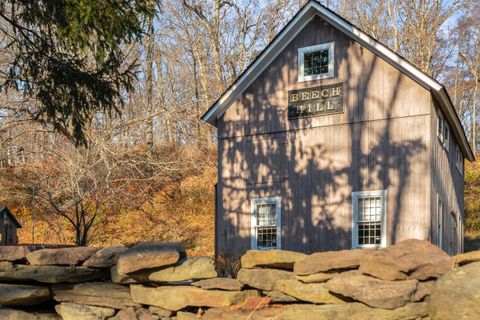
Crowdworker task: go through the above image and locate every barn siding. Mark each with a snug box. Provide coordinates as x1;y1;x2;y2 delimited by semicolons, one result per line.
430;98;465;255
215;16;446;256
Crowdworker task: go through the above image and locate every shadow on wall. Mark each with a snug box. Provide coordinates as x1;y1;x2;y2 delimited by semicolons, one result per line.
217;17;428;256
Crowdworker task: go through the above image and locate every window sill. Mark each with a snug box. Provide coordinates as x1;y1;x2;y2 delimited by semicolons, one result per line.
298;72;334;82
353;244;385;249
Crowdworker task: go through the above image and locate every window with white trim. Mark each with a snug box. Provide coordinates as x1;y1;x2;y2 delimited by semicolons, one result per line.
251;197;281;250
437;111;449;151
456;145;464;175
437;194;444;249
352;190;387;249
298;42;334;82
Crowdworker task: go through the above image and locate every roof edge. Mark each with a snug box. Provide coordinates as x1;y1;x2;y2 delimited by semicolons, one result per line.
1;207;22;228
201;1;317;125
201;0;475;161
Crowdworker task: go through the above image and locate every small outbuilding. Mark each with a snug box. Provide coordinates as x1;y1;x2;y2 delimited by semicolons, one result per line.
0;207;22;245
202;1;475;257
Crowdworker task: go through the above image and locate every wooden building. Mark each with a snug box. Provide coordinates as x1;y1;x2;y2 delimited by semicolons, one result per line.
202;1;475;257
0;207;21;246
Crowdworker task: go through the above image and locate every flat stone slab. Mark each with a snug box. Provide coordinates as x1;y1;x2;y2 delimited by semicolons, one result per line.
55;302;115;320
294;249;368;275
0;308;60;320
110;307;160;320
148;306;173;318
0;246;31;262
428;261;480;319
110;265;140;284
130;285;258;311
0;262;106;284
263;290;298;303
192;278;243;291
359;239;453;281
176;311;198;320
83;245;128;268
148;257;217;282
0;283;51;306
27;247;100;266
241;250;307;270
275;279;344;304
454;250;480;266
201;303;428;320
116;242;184;275
325;274;420;309
295;272;336;283
237;268;295;291
52;282;139;309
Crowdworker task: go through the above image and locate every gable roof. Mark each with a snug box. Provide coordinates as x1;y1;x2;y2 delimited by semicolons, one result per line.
1;207;22;228
201;0;474;161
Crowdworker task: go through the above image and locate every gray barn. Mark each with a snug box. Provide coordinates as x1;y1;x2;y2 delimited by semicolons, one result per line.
202;1;475;257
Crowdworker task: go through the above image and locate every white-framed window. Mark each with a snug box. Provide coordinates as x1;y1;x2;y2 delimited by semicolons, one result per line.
437;111;444;142
298;42;334;82
443;123;450;150
251;197;281;250
352;190;387;249
456;145;464;175
437;194;444;249
437;111;449;151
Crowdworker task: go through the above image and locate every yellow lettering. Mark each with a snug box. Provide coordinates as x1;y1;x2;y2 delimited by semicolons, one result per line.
326;101;335;110
331;86;341;96
307;104;312;112
301;92;310;100
321;89;330;97
291;93;299;102
311;90;319;99
296;105;304;113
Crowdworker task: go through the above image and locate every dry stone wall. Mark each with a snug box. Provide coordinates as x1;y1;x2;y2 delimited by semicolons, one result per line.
0;239;479;319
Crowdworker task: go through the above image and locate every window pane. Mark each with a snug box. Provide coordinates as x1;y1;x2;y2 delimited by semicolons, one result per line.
304;49;329;76
357;195;383;245
257;203;276;226
358;221;381;245
257;226;277;248
359;196;381;221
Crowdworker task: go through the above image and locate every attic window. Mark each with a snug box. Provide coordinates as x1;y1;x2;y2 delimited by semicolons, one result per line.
298;42;334;82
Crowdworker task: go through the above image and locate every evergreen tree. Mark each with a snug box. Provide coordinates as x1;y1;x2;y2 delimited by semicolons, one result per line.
0;0;157;144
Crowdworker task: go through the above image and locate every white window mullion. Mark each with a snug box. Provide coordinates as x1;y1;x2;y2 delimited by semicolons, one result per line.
251;197;281;250
298;42;334;82
352;190;387;249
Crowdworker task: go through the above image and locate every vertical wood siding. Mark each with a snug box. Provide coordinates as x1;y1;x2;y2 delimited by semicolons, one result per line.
430;99;465;255
215;16;456;256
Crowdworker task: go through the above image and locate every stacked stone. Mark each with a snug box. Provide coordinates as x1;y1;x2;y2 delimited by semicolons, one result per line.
0;239;480;319
210;239;478;319
0;242;252;320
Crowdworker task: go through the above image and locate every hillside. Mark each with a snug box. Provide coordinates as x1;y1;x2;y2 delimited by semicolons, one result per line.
7;157;480;255
465;160;480;251
7;146;217;257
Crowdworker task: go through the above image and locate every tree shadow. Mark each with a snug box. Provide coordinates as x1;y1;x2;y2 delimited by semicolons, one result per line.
215;16;429;256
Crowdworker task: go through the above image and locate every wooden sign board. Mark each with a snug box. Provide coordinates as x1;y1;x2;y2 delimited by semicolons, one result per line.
288;83;344;119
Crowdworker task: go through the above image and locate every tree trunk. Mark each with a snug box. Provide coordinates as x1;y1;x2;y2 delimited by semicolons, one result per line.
145;17;155;149
473;81;478;158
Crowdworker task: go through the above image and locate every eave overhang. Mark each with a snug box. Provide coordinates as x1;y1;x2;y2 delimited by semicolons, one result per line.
201;0;475;161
